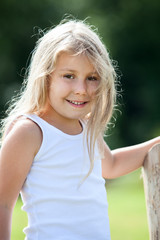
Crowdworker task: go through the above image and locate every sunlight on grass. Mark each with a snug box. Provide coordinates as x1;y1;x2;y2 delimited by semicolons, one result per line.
107;169;149;240
11;169;149;240
11;199;27;240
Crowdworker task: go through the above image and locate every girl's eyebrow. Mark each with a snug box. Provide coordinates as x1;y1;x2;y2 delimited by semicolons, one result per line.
59;68;77;73
59;68;98;75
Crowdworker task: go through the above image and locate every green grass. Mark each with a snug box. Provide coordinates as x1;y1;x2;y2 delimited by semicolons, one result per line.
107;169;149;240
11;199;27;240
11;169;149;240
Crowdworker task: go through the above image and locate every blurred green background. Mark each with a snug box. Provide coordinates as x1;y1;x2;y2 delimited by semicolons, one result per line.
1;0;159;239
0;0;160;147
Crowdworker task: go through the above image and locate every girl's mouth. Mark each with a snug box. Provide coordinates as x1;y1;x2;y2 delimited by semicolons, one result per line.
66;100;88;107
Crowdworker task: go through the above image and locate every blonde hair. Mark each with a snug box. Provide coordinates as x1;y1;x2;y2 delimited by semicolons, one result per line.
1;19;117;178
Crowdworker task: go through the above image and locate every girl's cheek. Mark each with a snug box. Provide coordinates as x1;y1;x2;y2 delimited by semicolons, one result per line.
89;90;97;101
89;83;99;95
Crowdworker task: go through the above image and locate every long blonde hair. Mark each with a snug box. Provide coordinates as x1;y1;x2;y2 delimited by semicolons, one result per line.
1;19;117;178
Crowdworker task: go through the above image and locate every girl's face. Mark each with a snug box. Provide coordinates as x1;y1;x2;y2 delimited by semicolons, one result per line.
43;52;100;132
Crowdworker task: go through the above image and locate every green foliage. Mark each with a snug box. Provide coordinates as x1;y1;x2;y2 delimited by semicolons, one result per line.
0;0;159;145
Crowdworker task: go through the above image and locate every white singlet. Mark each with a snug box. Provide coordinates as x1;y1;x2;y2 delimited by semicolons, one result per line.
20;114;111;240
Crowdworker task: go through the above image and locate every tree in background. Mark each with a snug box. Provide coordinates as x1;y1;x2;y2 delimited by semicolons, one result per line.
0;0;159;148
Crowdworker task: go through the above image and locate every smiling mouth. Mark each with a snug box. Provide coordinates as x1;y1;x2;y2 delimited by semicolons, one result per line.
66;100;88;106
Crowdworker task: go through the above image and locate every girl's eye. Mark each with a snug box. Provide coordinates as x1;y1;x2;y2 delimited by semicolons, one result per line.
63;74;74;79
87;76;98;81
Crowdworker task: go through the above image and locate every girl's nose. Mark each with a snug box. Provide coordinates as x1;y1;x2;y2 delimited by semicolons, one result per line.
74;80;87;95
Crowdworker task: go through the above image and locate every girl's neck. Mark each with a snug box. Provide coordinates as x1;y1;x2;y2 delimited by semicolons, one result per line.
38;112;83;135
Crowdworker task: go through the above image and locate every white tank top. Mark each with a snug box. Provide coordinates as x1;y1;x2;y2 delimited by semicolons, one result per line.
20;114;110;240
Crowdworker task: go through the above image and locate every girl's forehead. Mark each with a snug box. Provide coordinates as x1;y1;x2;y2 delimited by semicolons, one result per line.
55;52;96;72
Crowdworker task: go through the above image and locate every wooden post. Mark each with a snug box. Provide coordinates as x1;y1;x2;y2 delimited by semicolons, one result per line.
142;143;160;240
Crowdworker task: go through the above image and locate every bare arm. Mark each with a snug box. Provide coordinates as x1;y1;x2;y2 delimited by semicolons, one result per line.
0;119;42;240
101;136;160;179
0;204;12;240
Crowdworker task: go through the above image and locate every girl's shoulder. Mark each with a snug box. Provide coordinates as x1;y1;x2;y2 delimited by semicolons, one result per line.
4;116;42;157
0;116;43;209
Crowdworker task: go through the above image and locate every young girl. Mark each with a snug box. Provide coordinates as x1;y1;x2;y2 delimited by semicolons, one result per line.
0;19;159;240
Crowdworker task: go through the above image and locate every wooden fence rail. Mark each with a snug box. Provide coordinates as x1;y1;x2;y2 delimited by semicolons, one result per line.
142;143;160;240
